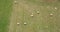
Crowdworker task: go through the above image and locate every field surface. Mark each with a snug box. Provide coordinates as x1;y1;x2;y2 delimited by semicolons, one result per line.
0;0;60;32
8;0;60;32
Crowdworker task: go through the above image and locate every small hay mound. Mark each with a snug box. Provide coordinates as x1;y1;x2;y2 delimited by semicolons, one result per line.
37;11;39;14
30;13;34;17
30;14;33;17
14;1;17;4
24;22;27;25
17;22;20;25
50;13;53;16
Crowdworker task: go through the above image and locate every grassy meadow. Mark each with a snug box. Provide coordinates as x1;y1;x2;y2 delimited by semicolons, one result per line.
20;0;60;32
0;0;60;32
0;0;12;32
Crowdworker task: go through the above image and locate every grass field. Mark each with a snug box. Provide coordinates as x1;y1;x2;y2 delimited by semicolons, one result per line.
8;0;60;32
0;0;60;32
0;0;12;32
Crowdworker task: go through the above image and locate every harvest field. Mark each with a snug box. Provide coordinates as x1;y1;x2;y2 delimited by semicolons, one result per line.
0;0;60;32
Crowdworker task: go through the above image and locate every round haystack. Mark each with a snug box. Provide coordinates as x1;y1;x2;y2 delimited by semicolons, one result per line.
17;22;20;25
30;14;33;17
50;13;53;16
24;22;27;25
14;1;17;4
37;11;39;14
55;7;57;10
30;13;34;17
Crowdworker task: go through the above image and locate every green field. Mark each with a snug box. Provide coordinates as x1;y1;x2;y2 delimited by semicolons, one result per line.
0;0;60;32
0;0;12;32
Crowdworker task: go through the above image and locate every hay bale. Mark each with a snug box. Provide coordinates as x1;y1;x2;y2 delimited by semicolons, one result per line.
50;13;53;16
14;1;17;4
37;11;39;14
24;22;27;25
55;7;57;10
17;22;20;25
30;14;33;17
30;13;33;17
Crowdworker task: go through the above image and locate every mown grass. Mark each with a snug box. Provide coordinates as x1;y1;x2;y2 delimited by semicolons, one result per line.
0;0;12;32
5;0;60;32
20;0;60;32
